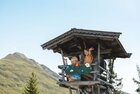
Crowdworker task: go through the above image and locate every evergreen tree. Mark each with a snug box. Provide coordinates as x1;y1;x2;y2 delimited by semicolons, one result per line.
108;59;123;94
133;65;140;94
23;72;39;94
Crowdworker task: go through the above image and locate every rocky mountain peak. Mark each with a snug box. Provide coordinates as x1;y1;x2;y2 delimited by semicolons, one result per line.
4;52;28;60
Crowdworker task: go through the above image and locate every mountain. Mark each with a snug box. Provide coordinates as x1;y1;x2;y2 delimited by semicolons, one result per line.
0;52;69;94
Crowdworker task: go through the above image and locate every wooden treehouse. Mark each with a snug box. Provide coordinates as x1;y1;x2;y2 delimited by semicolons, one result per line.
41;28;131;94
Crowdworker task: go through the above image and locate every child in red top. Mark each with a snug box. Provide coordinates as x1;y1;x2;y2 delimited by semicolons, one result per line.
84;48;94;66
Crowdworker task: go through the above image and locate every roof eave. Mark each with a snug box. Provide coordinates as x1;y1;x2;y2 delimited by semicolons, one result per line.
41;28;122;50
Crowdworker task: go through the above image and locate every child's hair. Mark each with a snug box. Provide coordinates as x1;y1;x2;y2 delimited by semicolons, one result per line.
84;48;89;51
70;56;79;61
71;56;78;62
84;47;93;51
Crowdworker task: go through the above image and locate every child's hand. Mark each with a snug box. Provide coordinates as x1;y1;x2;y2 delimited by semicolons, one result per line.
89;47;94;51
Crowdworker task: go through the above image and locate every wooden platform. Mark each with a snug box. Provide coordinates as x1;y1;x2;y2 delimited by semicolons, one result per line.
58;81;100;89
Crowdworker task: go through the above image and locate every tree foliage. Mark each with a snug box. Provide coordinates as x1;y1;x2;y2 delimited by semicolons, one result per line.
108;59;123;94
23;72;39;94
133;65;140;94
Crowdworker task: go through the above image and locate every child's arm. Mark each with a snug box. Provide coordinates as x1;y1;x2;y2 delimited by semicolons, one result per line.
88;48;94;55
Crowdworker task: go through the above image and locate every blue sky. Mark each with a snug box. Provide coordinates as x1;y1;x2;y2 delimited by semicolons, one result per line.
0;0;140;93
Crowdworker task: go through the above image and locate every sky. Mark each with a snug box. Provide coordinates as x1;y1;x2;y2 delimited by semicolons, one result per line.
0;0;140;93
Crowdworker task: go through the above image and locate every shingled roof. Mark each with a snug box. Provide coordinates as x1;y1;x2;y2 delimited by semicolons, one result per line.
41;28;131;59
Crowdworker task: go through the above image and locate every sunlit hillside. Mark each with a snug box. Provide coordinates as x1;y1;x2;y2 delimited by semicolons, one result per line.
0;52;69;94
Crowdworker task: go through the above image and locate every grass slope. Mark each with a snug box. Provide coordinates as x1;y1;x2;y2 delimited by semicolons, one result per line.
0;52;69;94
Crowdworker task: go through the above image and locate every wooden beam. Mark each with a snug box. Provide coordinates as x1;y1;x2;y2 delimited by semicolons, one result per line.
63;51;82;57
58;65;66;69
97;42;101;80
74;33;117;40
97;78;113;88
45;34;74;49
58;81;100;88
97;85;100;94
69;87;73;94
111;41;118;46
60;49;66;81
100;49;112;54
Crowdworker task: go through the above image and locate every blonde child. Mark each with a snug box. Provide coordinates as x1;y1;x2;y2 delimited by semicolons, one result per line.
66;56;81;81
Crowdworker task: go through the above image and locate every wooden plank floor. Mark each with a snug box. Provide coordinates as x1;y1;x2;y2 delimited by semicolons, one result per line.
58;81;100;89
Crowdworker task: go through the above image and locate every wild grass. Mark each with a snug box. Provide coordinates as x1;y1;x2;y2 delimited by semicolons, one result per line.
0;53;69;94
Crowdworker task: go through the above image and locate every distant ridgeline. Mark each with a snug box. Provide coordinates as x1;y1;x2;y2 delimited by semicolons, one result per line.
0;52;68;94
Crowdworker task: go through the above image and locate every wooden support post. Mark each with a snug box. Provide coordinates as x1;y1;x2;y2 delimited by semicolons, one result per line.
61;49;66;65
106;70;109;81
60;49;65;81
97;85;100;94
98;42;101;74
76;88;80;94
97;42;101;94
94;42;101;81
69;87;72;94
91;85;94;94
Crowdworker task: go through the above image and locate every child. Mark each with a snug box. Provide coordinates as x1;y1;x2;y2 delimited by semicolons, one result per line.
66;56;81;81
80;48;94;81
84;48;94;67
70;56;80;67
